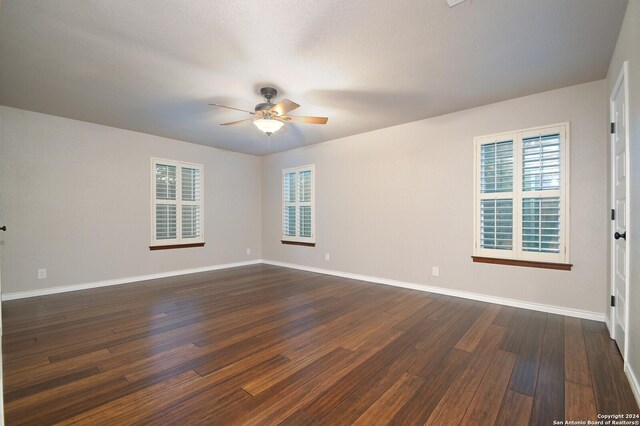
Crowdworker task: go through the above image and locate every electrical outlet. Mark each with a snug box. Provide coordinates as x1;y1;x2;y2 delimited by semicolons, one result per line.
432;266;439;277
37;268;47;279
325;253;330;261
246;248;251;255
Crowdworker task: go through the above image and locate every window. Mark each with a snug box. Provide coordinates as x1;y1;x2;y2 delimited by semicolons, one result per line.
151;158;204;248
282;165;315;245
473;124;570;267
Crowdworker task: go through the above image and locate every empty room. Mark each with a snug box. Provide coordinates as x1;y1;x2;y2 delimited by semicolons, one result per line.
0;0;639;424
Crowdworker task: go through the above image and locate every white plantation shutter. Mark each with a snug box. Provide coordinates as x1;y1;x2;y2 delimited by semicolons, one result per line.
282;165;315;243
181;167;201;201
154;163;178;241
517;127;567;262
151;159;204;246
299;206;312;238
283;172;297;237
522;134;561;191
480;199;513;251
181;167;201;240
155;164;177;200
522;197;560;253
478;139;514;255
298;170;313;238
474;124;569;264
155;204;177;239
181;205;200;239
480;140;513;193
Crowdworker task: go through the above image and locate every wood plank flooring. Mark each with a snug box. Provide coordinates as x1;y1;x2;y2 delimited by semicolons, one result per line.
2;264;638;425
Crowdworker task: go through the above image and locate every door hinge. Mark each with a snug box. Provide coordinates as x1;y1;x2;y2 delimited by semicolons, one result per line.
611;295;616;307
611;209;616;220
611;122;616;134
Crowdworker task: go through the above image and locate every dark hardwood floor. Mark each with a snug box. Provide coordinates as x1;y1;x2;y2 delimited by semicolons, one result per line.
2;264;638;425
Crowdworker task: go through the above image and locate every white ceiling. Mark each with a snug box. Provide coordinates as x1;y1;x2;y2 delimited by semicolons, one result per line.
0;0;628;155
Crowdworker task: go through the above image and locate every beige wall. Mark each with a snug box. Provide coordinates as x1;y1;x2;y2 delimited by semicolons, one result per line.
0;106;262;294
607;0;640;391
0;80;611;316
262;80;608;315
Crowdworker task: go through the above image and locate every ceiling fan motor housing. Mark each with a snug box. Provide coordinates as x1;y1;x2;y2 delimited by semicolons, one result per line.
256;87;279;115
255;102;274;113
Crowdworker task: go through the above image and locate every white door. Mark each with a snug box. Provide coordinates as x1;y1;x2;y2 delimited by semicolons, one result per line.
0;225;4;424
0;260;3;426
611;62;629;357
0;236;4;424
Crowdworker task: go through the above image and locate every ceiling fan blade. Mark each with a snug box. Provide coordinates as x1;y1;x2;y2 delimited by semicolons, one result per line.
220;119;250;126
270;99;300;116
209;104;254;114
283;115;328;125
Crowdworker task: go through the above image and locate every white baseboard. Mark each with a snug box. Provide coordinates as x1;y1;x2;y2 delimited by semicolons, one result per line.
1;260;262;301
262;260;605;322
625;362;640;408
1;258;606;323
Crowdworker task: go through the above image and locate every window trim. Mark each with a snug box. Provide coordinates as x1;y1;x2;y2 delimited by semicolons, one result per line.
471;256;572;271
281;164;316;245
473;123;570;265
150;158;205;248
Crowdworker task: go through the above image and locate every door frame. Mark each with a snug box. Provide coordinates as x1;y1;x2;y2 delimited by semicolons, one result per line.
609;60;630;361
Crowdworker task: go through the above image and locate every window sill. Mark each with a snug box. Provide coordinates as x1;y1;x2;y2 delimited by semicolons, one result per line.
471;256;572;271
281;240;316;247
150;243;205;251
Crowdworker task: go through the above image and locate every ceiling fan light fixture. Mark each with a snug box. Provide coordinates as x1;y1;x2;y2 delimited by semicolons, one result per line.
212;87;327;133
253;118;284;135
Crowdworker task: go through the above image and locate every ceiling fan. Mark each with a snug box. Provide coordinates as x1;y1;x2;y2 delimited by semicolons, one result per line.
209;87;329;136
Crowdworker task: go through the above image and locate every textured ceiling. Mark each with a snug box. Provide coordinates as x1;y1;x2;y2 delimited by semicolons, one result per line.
0;0;628;155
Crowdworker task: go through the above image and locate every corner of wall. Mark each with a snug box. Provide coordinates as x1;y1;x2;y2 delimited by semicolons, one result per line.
258;153;264;259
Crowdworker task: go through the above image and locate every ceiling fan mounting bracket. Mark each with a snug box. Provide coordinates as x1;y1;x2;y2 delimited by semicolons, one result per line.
260;87;278;102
